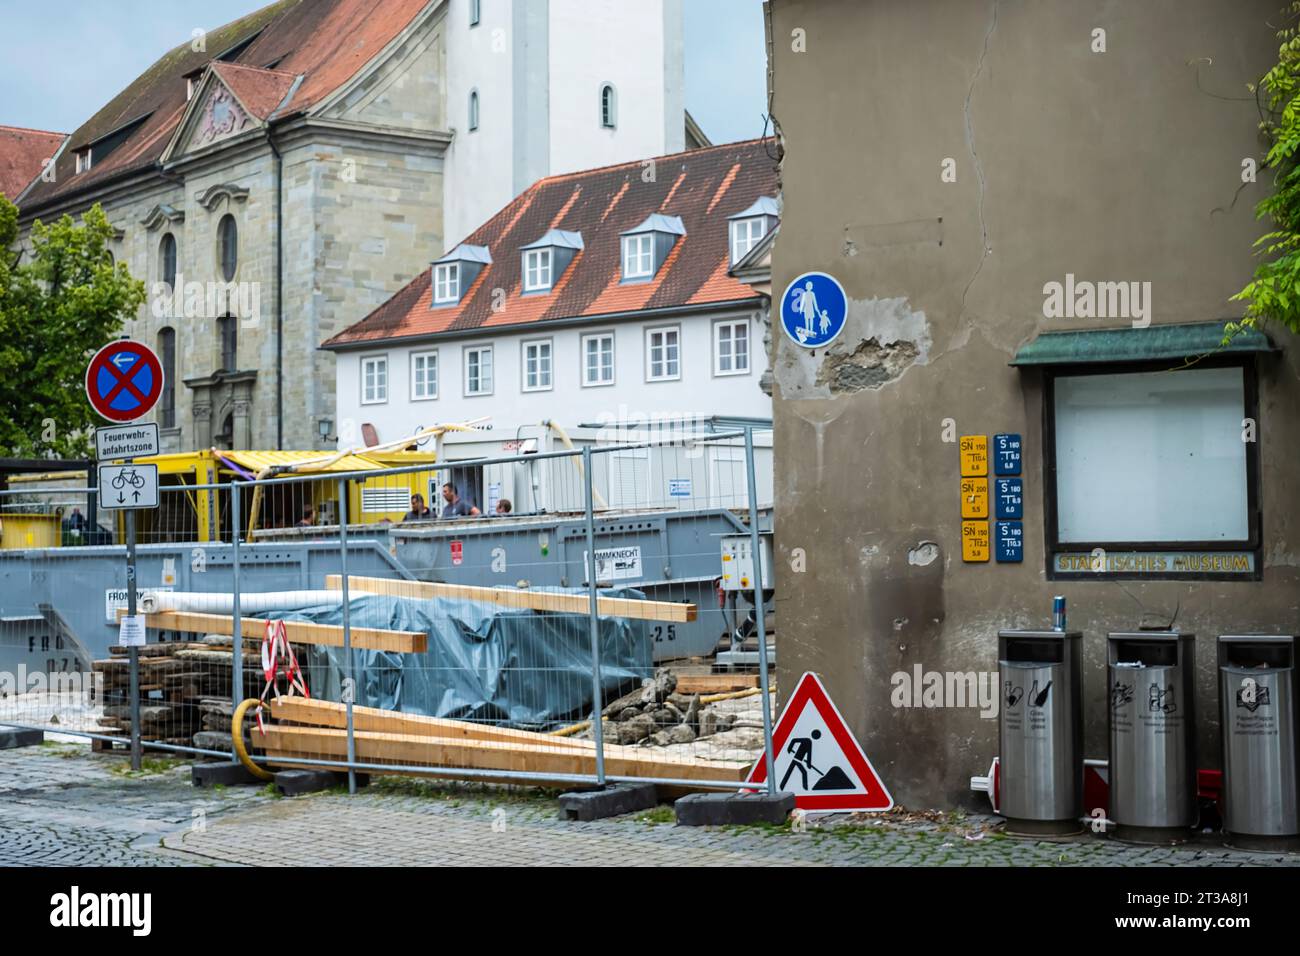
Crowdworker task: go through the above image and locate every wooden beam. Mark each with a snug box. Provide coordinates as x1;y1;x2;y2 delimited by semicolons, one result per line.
675;674;762;694
269;697;594;751
123;610;426;653
326;575;697;623
262;725;748;784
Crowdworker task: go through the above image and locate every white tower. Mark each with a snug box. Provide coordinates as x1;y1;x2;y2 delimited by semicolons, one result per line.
443;0;685;246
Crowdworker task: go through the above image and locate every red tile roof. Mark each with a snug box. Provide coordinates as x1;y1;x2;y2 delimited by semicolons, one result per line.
0;126;65;200
322;138;779;348
18;0;432;213
210;62;298;120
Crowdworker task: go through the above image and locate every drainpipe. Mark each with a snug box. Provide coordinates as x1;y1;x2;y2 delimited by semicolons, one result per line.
267;128;284;449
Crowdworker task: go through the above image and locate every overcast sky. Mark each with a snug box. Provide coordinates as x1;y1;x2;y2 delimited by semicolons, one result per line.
0;0;767;145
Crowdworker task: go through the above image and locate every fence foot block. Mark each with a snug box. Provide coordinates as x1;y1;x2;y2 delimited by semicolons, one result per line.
192;761;264;788
0;728;43;750
274;769;369;796
674;791;795;827
558;783;659;821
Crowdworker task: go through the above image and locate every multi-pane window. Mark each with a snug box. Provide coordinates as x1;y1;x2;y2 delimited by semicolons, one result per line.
646;326;680;381
361;355;388;404
714;319;750;375
622;234;653;280
218;214;238;281
465;346;493;395
433;263;459;304
523;249;552;292
411;350;438;400
582;332;615;386
523;339;552;391
729;217;765;264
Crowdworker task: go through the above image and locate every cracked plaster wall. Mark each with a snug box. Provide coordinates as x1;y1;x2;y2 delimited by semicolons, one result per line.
767;0;1300;808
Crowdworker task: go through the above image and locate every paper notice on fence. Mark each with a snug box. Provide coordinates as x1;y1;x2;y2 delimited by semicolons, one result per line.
117;615;146;647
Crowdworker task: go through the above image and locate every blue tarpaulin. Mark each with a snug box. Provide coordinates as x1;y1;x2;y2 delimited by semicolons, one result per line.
255;588;654;728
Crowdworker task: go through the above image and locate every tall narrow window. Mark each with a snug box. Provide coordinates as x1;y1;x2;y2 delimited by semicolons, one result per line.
646;326;680;381
217;315;237;371
523;339;552;391
469;0;481;26
160;232;177;291
582;332;615;386
362;355;388;404
218;214;238;281
465;346;493;395
468;90;480;132
411;350;438;400
600;83;617;129
158;327;176;428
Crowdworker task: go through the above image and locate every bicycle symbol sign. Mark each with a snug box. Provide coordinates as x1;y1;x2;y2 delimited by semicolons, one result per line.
97;464;159;511
85;340;164;422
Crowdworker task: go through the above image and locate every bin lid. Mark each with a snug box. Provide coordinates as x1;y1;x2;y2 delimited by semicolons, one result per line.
1108;630;1194;641
1218;634;1297;644
997;629;1081;639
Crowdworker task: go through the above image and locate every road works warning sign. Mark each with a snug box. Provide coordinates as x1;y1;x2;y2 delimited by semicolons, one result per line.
745;672;893;812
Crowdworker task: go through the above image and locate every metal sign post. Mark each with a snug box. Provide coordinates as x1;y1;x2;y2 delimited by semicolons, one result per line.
87;338;164;773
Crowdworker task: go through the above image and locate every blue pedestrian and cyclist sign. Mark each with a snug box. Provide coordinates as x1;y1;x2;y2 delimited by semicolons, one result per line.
85;340;164;423
780;271;847;347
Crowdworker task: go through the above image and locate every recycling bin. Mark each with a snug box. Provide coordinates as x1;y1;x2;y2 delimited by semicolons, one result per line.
1218;635;1299;850
1107;631;1197;843
998;629;1083;834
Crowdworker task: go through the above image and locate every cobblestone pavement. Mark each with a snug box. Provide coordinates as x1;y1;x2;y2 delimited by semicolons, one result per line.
1;744;1298;866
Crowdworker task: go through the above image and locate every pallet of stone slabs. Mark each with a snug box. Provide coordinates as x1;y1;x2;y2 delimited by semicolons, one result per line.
119;609;427;653
269;697;597;753
327;575;697;624
262;725;748;786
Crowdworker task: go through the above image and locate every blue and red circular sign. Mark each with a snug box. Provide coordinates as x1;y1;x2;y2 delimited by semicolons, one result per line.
85;340;164;422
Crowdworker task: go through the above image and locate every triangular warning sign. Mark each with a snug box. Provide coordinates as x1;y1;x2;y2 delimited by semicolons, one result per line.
745;672;893;812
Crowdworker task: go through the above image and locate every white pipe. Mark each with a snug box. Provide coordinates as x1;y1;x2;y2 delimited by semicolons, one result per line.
139;590;372;614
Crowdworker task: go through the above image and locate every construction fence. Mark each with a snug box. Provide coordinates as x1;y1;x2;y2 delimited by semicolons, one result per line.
0;429;777;794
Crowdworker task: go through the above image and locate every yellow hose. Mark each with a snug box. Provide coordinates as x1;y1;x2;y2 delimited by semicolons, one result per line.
232;698;275;781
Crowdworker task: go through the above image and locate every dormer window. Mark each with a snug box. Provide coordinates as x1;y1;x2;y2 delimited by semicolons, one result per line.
520;230;583;294
622;234;653;280
523;249;551;292
430;244;491;307
75;149;92;174
620;214;684;283
434;263;459;304
727;196;780;265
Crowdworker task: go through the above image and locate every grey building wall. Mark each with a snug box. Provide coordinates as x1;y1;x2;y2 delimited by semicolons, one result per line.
767;0;1300;807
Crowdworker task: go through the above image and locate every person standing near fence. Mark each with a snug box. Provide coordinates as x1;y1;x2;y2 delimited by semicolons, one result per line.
440;483;480;518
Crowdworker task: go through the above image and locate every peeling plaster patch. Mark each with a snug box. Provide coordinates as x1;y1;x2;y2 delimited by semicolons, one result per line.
776;295;931;399
908;541;940;566
820;337;920;393
892;617;909;631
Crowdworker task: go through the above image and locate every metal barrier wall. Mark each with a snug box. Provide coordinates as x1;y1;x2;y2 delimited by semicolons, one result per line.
0;431;775;793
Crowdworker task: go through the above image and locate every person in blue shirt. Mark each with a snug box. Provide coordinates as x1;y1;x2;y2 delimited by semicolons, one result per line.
440;483;480;518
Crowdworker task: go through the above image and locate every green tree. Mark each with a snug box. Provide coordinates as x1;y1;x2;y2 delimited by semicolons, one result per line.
1232;2;1300;339
0;198;146;458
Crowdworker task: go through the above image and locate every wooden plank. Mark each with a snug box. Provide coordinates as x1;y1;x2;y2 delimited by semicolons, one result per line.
269;698;595;752
675;674;762;694
121;609;426;654
262;725;748;784
327;575;696;624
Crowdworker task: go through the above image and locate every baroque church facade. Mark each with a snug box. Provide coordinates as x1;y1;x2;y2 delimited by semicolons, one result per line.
14;0;688;451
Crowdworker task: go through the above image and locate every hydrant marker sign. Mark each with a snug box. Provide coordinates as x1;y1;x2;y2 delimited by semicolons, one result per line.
744;672;893;812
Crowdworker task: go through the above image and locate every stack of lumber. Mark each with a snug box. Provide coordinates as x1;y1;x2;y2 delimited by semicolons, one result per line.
263;698;748;788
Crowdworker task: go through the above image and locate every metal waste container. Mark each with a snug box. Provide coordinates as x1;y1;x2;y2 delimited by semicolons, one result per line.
1107;631;1196;843
1218;634;1299;850
998;629;1082;834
